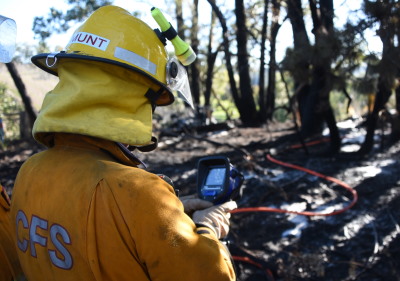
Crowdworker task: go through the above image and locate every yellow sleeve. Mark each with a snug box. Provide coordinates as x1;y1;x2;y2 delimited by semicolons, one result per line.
0;186;25;280
104;170;236;281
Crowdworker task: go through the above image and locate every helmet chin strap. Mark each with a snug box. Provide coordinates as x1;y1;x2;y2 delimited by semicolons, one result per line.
115;142;147;168
132;136;158;152
114;135;159;168
145;87;164;110
116;135;158;158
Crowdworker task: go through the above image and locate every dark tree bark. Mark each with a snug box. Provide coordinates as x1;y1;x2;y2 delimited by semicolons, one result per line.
258;0;270;122
393;85;400;142
286;0;311;127
5;62;36;132
175;0;185;41
360;36;396;153
359;0;399;154
204;10;217;107
206;0;241;117
305;0;341;152
396;84;400;114
235;0;258;125
265;0;282;120
190;0;201;108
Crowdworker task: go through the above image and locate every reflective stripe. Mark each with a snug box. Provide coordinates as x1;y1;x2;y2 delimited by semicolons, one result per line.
114;47;156;75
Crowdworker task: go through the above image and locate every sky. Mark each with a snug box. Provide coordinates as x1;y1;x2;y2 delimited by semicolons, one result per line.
0;0;174;49
0;0;382;60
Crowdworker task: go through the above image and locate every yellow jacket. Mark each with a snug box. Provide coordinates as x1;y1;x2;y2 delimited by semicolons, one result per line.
11;133;235;281
0;185;25;281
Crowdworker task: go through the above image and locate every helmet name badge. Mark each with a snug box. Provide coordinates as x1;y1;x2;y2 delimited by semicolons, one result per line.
69;32;110;51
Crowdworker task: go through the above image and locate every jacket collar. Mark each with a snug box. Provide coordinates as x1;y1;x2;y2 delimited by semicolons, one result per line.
52;133;146;168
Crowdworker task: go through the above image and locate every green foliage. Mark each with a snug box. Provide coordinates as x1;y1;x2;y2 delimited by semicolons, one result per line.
212;99;240;122
13;43;36;64
33;0;113;42
0;83;22;114
207;68;240;121
0;83;23;143
330;90;351;121
23;0;400;132
272;76;291;123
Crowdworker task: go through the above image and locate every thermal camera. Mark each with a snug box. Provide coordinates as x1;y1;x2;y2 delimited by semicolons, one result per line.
197;156;244;204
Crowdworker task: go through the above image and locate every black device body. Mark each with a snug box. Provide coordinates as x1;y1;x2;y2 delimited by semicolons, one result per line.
197;156;244;204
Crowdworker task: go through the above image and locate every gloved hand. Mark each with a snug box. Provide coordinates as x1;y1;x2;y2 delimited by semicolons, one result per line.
180;194;213;216
192;201;237;239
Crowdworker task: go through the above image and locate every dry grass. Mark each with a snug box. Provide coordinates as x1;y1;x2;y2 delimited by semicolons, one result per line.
0;63;58;110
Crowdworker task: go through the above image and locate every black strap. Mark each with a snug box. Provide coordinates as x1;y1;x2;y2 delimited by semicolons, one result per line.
115;142;147;168
135;136;158;152
154;28;167;46
145;88;164;104
162;24;177;40
145;88;164;112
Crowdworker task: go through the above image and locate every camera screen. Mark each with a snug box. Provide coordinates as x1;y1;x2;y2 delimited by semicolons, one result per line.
205;167;226;186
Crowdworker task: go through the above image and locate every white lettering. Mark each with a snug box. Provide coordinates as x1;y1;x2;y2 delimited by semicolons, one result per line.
15;211;73;270
30;216;48;258
49;224;73;270
69;32;110;51
16;210;28;252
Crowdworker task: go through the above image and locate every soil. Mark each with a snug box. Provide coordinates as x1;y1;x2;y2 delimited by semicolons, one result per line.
1;119;399;281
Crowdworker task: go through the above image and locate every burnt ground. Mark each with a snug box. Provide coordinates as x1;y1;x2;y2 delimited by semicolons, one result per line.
1;119;400;281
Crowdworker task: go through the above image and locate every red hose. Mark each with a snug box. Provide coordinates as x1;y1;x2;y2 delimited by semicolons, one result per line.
231;154;358;216
288;137;330;150
232;256;275;280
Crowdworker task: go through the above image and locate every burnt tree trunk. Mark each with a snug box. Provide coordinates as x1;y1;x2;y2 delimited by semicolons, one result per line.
305;0;341;152
258;0;270;122
286;0;311;127
175;0;185;40
190;0;201;109
392;85;400;142
206;0;241;119
359;2;397;154
235;0;258;126
265;0;282;120
204;10;217;108
6;62;36;133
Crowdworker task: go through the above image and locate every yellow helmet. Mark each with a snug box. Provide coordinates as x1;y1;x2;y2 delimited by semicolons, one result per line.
31;5;174;106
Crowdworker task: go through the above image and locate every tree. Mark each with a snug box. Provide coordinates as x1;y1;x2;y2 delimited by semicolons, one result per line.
206;0;242;122
358;0;400;154
283;0;341;152
203;9;221;122
5;62;37;137
32;0;113;43
190;0;201;110
307;0;341;152
175;0;185;41
265;0;284;120
284;0;312;128
206;0;271;126
235;0;258;125
258;0;270;122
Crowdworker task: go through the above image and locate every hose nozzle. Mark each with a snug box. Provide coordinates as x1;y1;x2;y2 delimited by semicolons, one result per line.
151;7;196;66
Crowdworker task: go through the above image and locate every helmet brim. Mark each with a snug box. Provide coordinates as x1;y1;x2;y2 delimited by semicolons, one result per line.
31;52;175;106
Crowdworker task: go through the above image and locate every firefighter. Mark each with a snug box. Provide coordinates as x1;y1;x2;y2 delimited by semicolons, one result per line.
0;185;25;280
10;5;236;281
0;15;26;281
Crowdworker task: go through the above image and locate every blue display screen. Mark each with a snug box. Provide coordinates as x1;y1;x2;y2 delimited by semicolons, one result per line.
205;167;226;186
